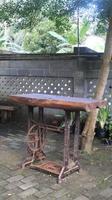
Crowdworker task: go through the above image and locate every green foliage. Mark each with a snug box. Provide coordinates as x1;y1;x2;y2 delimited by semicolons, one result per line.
49;31;67;43
49;31;74;53
95;19;108;35
0;24;26;52
0;0;49;27
0;1;17;25
0;0;74;30
23;19;59;53
108;122;112;139
49;19;90;53
97;107;110;129
0;0;111;53
95;0;112;19
0;0;112;27
54;16;71;33
79;19;90;41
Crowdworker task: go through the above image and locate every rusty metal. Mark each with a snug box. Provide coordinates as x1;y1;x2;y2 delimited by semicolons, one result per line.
58;110;80;183
38;107;44;122
23;110;80;180
22;124;47;168
9;94;106;183
31;121;64;133
31;161;62;175
57;110;71;183
64;111;71;168
28;106;33;130
25;109;80;182
73;111;80;162
27;125;46;156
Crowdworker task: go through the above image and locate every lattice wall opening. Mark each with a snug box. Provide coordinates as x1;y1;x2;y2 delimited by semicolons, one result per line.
0;76;73;100
87;79;112;106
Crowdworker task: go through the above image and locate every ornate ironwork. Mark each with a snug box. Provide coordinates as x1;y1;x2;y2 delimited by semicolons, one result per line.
22;124;47;168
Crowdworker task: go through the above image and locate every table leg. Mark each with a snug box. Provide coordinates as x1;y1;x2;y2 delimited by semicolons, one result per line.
33;107;46;161
58;111;71;183
64;111;71;167
38;107;44;122
73;111;80;168
22;106;34;168
59;110;80;183
28;106;33;130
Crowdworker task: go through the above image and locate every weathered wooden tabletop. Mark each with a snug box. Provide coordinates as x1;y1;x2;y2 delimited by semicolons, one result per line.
9;94;106;111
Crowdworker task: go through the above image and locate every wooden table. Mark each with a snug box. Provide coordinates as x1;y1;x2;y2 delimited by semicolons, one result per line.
9;94;106;183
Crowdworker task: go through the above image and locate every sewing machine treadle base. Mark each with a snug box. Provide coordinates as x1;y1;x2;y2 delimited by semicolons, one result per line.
30;160;80;182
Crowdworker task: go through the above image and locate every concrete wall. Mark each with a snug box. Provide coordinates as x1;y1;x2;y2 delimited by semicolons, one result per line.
0;54;87;99
84;57;112;105
0;53;111;118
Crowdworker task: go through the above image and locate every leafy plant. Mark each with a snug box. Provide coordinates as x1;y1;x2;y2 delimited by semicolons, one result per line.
49;19;90;53
108;122;112;139
105;113;112;141
23;19;59;53
96;106;112;144
49;31;73;53
0;23;26;53
97;107;110;129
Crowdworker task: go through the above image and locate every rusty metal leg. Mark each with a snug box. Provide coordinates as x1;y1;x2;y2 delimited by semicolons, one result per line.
35;107;46;161
28;106;33;130
23;107;46;168
58;110;71;183
73;111;80;169
38;107;44;122
64;111;71;167
22;106;34;168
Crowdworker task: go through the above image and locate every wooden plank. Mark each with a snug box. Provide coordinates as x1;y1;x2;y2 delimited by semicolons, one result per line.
9;94;106;111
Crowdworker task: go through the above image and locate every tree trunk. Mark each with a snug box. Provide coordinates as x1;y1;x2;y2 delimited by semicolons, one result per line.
81;17;112;154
